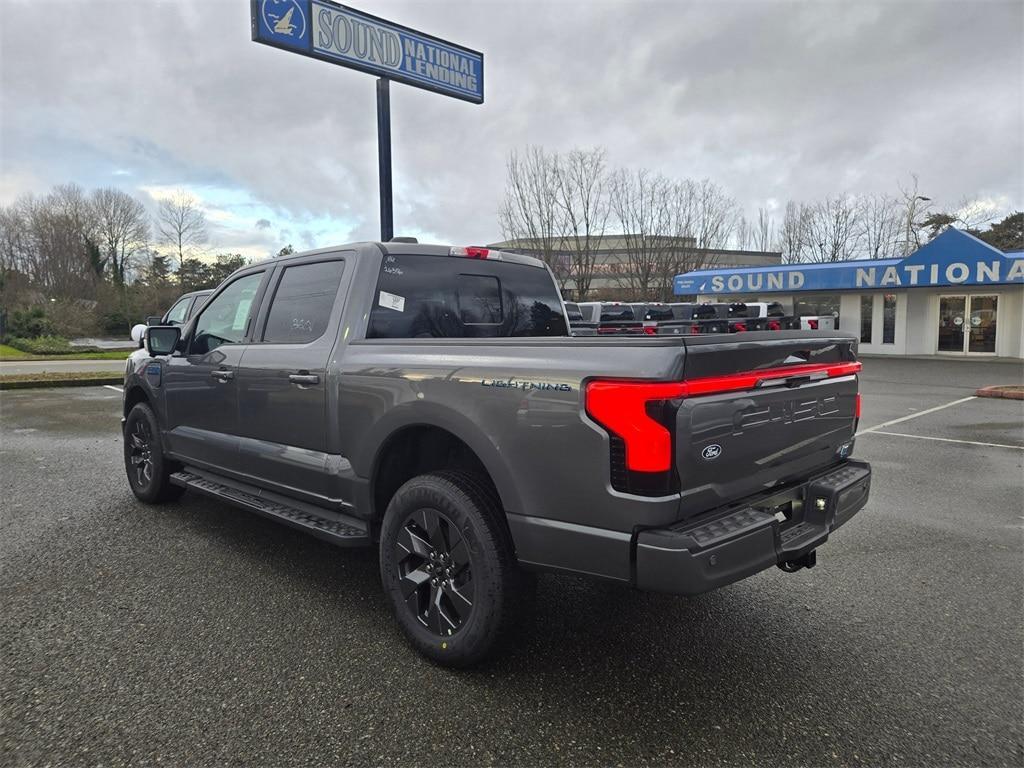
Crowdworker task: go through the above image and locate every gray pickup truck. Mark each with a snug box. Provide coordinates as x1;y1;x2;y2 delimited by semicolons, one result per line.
122;242;871;666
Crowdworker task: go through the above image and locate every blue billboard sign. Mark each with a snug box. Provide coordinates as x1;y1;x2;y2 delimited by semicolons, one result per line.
251;0;484;104
674;229;1024;295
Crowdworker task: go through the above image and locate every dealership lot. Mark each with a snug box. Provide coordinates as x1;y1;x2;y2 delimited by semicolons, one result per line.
1;358;1021;767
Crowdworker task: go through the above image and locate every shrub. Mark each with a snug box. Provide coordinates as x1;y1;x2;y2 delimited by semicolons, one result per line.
47;299;102;339
6;336;101;355
5;307;54;340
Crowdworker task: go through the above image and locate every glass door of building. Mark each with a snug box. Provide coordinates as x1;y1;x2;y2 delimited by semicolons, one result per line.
966;295;998;354
937;295;998;354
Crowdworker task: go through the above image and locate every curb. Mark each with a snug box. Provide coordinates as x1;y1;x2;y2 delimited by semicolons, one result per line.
975;386;1024;401
0;376;123;391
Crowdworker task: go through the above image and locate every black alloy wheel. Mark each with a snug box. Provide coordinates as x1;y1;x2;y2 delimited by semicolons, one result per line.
123;402;183;504
127;417;155;490
379;471;524;667
394;508;474;637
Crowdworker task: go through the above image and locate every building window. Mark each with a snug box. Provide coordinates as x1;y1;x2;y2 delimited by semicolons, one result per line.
882;294;896;344
860;295;873;344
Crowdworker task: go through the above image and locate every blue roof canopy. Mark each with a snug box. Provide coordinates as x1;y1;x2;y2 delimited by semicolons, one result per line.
674;229;1024;295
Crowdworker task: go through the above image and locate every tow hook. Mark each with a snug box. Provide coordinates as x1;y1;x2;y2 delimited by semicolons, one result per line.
778;549;817;573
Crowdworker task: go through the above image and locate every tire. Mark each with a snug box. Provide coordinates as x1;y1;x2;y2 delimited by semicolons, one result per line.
123;402;184;504
379;471;522;667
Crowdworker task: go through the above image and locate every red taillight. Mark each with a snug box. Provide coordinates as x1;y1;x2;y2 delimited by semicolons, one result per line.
733;322;747;332
585;361;862;474
768;320;781;331
690;323;701;335
585;381;685;472
643;325;657;335
450;246;491;259
678;361;861;397
807;319;819;330
855;393;862;419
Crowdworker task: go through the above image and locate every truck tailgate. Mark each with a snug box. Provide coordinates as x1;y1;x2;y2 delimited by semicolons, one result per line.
675;333;859;517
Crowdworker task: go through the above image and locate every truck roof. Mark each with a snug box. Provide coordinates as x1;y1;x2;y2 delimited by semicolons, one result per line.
245;242;548;271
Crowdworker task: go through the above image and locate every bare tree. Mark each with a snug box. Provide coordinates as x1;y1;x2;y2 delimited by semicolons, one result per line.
554;147;610;301
499;147;569;288
156;190;208;270
91;188;150;283
1;186;96;298
735;217;753;251
802;195;861;263
776;201;812;264
858;193;902;260
896;174;933;256
608;168;673;300
752;207;774;252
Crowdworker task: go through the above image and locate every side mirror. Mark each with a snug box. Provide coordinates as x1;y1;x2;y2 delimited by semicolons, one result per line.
130;323;148;345
146;315;164;326
145;326;181;357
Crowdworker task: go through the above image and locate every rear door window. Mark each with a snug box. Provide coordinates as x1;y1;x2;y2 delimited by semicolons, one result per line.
262;260;345;344
367;253;567;339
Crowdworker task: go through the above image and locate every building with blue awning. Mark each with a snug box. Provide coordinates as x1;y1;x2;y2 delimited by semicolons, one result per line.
674;228;1024;359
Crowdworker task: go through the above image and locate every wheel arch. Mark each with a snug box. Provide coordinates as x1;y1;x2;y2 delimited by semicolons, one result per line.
123;383;151;419
360;403;523;526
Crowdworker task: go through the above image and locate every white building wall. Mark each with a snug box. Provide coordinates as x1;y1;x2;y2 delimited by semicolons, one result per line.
702;285;1023;359
855;286;1023;358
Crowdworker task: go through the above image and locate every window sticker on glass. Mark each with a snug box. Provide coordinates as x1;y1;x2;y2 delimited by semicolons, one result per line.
232;298;252;330
379;291;405;312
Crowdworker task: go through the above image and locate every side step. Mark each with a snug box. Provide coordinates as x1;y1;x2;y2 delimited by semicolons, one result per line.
171;470;370;547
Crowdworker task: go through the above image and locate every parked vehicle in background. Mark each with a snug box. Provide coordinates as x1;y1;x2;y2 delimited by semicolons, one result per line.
131;289;214;347
740;301;794;330
799;315;837;331
152;289;214;326
564;302;597;336
122;241;870;667
595;302;644;335
576;301;600;323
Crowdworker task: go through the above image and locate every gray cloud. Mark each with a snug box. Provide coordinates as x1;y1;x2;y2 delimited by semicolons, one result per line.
255;218;272;230
1;0;1020;247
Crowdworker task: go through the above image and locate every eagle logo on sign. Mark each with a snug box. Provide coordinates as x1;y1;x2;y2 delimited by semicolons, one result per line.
262;0;306;38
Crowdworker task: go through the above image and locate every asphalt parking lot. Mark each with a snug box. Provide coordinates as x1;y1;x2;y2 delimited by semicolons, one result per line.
1;358;1022;767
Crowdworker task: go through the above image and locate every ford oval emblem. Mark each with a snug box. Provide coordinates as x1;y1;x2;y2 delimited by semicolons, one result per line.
702;444;723;461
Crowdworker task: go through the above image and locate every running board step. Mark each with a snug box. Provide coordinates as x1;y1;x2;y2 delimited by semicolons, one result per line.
170;470;370;547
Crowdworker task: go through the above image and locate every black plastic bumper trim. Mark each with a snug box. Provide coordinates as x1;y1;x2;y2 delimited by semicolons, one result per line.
634;459;871;595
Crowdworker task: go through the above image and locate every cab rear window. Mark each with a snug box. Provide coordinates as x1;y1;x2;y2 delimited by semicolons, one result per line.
367;253;568;339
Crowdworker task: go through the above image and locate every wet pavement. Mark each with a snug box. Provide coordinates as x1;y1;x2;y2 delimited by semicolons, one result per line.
1;358;1021;767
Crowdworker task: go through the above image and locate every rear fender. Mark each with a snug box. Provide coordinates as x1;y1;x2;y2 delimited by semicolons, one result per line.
356;401;524;519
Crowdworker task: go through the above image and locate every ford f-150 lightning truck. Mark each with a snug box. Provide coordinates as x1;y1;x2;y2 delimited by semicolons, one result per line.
122;241;871;666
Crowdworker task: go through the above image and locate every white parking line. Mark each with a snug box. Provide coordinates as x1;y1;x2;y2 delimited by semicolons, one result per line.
103;385;123;393
857;395;976;435
867;431;1023;451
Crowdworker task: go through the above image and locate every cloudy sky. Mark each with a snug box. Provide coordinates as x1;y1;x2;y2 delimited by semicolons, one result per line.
1;0;1021;261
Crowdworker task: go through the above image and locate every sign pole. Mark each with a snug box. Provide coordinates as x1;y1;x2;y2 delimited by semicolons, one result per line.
376;77;393;243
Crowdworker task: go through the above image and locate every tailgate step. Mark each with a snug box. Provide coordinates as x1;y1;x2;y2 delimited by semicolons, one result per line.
171;470;370;547
675;506;775;550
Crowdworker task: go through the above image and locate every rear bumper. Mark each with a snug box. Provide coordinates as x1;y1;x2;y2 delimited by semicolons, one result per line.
634;459;871;595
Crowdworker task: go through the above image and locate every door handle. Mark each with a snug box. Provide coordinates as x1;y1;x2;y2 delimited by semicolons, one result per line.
288;373;320;386
211;369;234;382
